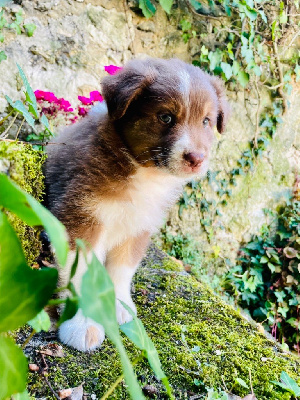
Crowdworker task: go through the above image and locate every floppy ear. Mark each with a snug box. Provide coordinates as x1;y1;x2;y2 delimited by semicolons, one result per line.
101;60;157;120
209;76;230;134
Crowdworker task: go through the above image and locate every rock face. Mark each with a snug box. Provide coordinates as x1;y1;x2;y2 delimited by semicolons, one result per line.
0;0;299;265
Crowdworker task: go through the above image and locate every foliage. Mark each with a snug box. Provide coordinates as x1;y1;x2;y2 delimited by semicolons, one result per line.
271;371;300;397
0;174;173;400
0;6;36;63
223;196;300;351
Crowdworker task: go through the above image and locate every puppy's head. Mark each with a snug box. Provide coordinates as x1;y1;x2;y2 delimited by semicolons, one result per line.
101;58;230;178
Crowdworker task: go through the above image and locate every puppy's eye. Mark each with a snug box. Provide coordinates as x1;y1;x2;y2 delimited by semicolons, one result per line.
203;117;210;127
158;114;173;124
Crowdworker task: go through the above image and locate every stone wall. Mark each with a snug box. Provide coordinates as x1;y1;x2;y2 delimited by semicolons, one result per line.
0;0;299;264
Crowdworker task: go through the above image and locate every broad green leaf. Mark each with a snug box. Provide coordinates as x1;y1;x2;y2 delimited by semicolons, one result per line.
0;335;27;400
139;0;156;18
159;0;173;13
220;62;232;80
80;252;145;399
232;60;240;75
5;96;36;129
0;50;6;62
24;23;36;37
17;64;39;119
260;256;269;263
208;49;223;71
237;70;249;87
271;371;300;396
244;6;257;21
189;0;202;10
12;391;31;400
0;174;69;266
0;211;58;332
28;309;51;332
120;302;173;398
58;297;78;327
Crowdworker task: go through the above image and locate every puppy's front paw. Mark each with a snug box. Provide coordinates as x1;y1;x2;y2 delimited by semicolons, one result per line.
59;309;105;352
116;296;137;325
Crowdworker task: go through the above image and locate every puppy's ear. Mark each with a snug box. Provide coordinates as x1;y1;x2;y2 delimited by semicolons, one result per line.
101;61;157;120
210;76;230;134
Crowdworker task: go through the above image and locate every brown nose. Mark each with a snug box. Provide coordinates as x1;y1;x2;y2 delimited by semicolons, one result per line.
183;152;205;168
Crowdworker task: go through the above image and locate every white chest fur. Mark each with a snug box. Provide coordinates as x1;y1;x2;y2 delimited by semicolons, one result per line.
92;167;185;258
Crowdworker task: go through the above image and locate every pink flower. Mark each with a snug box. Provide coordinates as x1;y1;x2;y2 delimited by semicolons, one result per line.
89;91;103;102
78;95;93;105
104;65;122;75
35;90;58;103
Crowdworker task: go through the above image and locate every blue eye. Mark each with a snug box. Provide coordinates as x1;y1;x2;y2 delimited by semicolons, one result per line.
158;114;173;124
203;117;210;127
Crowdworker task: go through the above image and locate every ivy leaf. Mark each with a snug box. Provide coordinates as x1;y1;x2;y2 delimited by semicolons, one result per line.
80;251;145;399
208;49;223;71
0;335;27;400
245;6;258;21
0;174;69;267
24;23;36;37
5;96;36;130
271;372;300;396
220;62;232;80
120;302;173;398
0;211;58;332
139;0;156;18
0;50;6;62
28;309;51;333
159;0;173;14
17;64;39;119
237;70;249;87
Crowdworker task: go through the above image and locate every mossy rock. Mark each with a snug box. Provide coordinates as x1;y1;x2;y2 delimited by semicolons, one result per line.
0;141;46;265
24;246;300;400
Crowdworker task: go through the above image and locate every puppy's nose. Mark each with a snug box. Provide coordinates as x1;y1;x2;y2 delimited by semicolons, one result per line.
183;152;205;168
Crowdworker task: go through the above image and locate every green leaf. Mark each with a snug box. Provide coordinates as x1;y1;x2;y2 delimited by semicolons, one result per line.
159;0;173;13
220;62;232;80
80;251;145;399
260;256;269;263
120;302;173;398
28;309;51;332
0;335;27;400
139;0;156;18
58;297;78;327
41;113;54;136
17;64;39;119
237;70;249;87
12;390;31;400
0;50;6;62
189;0;202;10
0;211;58;332
208;49;223;71
24;23;36;37
235;377;249;389
258;9;267;23
0;174;69;266
5;96;36;129
244;6;257;21
271;371;300;396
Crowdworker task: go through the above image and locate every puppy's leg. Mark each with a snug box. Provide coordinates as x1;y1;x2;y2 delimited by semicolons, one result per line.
58;250;105;352
105;232;150;325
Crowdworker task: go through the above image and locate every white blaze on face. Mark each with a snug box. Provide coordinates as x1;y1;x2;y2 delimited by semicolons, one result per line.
177;69;191;109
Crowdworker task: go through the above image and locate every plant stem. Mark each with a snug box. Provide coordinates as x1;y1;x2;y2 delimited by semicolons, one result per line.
0;110;14;126
22;329;36;349
0;112;19;139
100;353;145;400
47;298;67;306
15;117;25;140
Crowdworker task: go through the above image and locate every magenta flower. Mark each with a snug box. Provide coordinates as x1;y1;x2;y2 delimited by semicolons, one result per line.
90;91;103;102
35;90;58;103
78;95;93;105
78;107;88;116
104;65;122;75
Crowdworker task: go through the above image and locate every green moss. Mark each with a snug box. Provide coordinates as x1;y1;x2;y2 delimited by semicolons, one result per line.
26;248;299;399
0;141;46;265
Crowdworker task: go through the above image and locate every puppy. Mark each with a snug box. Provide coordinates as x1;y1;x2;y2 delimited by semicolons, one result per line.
45;58;229;351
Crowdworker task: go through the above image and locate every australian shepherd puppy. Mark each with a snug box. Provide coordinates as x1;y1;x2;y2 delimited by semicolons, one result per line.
45;57;229;351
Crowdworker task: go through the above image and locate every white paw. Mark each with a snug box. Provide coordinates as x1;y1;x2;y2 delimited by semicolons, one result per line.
59;309;105;352
116;296;137;325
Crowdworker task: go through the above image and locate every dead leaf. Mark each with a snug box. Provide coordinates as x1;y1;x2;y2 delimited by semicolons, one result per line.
58;388;72;399
58;384;84;400
28;363;39;372
38;343;65;357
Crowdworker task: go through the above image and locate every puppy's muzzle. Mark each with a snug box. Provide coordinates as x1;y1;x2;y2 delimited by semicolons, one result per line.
183;152;205;168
